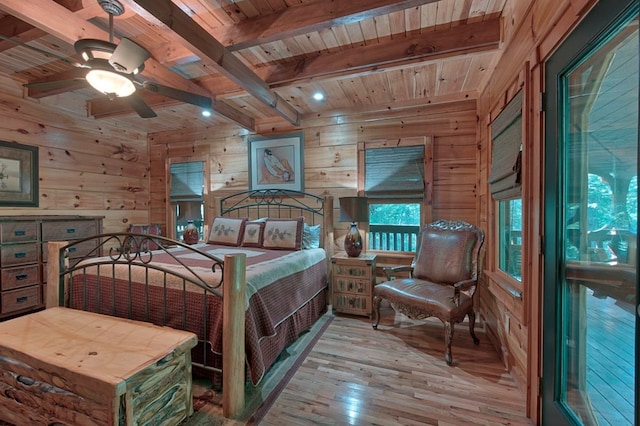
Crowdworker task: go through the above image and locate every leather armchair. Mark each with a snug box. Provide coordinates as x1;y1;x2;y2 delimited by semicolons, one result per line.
372;220;485;365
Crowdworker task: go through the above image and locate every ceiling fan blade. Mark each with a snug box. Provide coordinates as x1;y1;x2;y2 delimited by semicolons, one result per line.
127;92;157;118
142;82;212;109
109;38;151;74
24;78;87;91
0;34;86;68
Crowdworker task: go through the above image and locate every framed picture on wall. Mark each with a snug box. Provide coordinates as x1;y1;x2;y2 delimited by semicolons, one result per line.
248;132;304;192
0;140;38;207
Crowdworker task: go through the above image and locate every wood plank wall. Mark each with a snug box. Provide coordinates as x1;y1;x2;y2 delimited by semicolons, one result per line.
148;100;479;266
476;0;597;422
0;75;150;232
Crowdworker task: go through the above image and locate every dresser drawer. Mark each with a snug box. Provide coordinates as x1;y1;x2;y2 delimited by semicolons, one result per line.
41;220;98;241
1;243;39;267
333;263;372;279
1;285;40;314
1;264;40;291
334;277;371;295
42;239;99;262
1;221;38;243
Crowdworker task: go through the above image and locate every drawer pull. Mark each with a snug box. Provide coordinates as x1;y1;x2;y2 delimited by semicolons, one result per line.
68;247;77;253
16;296;28;303
14;230;26;236
66;228;76;234
17;376;34;386
15;273;28;280
14;252;26;259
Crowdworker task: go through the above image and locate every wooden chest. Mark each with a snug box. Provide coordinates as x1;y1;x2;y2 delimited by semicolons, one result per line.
0;307;198;425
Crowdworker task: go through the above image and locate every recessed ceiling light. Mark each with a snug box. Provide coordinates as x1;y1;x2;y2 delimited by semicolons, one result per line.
312;92;324;101
202;110;211;117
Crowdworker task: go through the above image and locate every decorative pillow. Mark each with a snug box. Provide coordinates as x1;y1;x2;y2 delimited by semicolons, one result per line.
128;224;162;251
302;223;321;249
242;221;266;247
262;217;304;250
207;217;247;246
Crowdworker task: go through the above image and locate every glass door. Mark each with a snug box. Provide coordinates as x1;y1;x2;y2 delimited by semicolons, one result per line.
543;0;638;424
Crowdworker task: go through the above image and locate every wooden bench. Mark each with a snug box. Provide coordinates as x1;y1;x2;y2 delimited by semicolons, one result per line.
0;307;198;425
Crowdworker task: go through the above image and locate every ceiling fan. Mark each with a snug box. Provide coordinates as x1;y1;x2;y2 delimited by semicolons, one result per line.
17;0;212;118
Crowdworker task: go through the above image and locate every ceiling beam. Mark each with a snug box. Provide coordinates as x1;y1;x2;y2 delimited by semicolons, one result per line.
89;17;501;117
218;0;442;52
88;92;255;130
0;16;47;52
263;17;502;87
124;0;301;126
0;0;256;130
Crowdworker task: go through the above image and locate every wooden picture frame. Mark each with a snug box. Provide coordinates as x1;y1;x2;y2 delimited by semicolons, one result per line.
248;132;304;192
0;141;39;207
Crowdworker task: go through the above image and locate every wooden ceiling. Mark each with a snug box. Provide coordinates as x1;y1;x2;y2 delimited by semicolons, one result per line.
0;0;506;133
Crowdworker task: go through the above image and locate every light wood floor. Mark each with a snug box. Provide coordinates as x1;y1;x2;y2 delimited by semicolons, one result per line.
259;305;533;425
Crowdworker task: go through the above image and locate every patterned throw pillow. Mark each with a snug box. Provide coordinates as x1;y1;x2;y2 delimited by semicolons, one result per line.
242;221;266;247
207;217;247;246
128;224;162;251
262;217;304;250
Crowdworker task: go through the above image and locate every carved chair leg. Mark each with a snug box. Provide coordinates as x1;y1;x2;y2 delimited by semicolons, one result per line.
444;321;454;365
468;310;480;345
372;296;382;329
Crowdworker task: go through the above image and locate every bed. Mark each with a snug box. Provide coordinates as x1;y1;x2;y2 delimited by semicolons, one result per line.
45;189;334;418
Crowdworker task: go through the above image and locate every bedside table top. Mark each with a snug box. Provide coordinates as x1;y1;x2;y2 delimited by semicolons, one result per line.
332;252;377;261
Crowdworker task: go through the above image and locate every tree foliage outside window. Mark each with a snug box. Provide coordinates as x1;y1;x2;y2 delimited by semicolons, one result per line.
368;203;421;252
369;203;420;225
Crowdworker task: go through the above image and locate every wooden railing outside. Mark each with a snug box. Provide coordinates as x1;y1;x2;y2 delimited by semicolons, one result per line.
368;224;420;252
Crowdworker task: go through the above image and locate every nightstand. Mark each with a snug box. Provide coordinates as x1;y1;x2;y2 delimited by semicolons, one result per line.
331;253;377;317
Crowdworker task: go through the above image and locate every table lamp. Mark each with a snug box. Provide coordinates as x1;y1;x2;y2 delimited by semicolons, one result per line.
339;196;368;257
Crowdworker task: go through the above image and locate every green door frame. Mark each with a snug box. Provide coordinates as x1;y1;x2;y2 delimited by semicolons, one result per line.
542;0;639;424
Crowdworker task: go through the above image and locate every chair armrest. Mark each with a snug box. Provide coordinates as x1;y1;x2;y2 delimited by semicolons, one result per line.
453;279;477;305
383;265;414;280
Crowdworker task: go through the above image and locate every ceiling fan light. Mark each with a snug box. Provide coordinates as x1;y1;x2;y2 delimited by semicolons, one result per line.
86;68;135;97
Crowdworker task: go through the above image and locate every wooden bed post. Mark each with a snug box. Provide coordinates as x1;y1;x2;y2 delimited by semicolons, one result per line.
222;253;246;418
323;195;334;286
46;241;68;308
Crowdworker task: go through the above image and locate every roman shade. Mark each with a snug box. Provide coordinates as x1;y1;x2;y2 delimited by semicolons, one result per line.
364;145;425;199
489;90;523;200
170;161;204;202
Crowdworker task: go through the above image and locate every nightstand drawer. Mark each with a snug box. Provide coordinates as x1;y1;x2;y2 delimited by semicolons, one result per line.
333;264;372;279
1;285;40;314
334;277;371;295
1;222;38;243
1;243;39;267
333;293;370;315
1;264;40;291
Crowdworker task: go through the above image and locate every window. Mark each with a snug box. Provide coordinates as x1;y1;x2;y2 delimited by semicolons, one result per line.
489;90;523;281
361;140;426;252
499;199;522;281
170;161;204;240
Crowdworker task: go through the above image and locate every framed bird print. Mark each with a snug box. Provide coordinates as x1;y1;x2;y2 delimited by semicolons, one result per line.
248;132;304;192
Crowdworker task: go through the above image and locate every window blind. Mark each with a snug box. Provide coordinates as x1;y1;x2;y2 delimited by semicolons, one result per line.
365;145;425;199
489;90;523;200
170;161;204;202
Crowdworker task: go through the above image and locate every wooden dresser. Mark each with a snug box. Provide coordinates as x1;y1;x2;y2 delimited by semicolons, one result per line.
0;216;103;319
